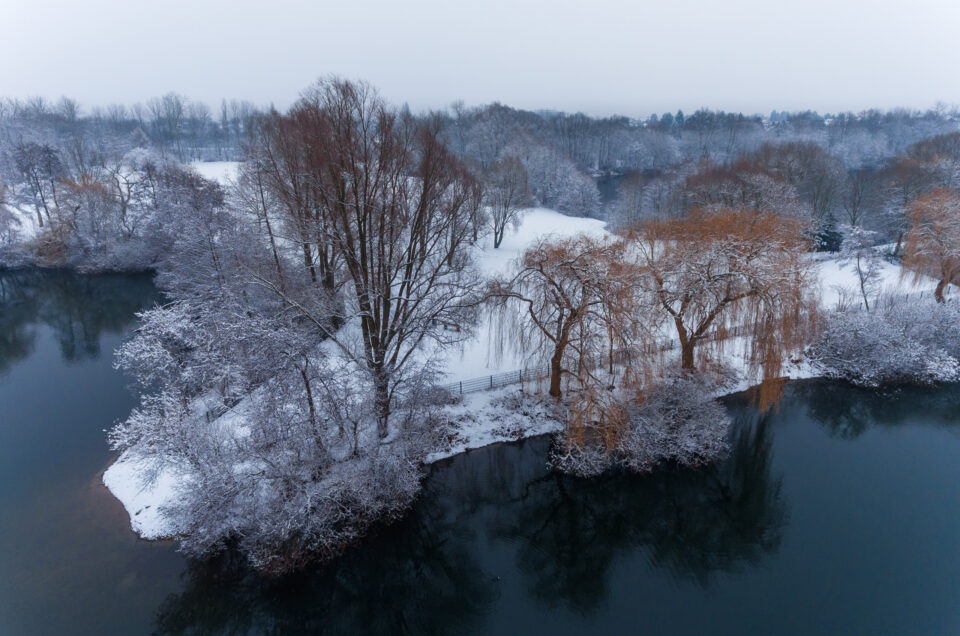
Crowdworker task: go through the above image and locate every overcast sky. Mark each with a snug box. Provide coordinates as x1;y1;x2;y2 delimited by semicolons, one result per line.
4;0;960;118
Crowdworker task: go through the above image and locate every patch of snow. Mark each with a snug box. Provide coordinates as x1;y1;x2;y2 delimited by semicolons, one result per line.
814;252;953;310
433;208;609;382
474;207;608;277
190;161;240;186
427;387;563;463
102;453;183;539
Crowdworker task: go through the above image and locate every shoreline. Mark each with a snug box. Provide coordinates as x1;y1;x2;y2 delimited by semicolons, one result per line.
103;364;824;542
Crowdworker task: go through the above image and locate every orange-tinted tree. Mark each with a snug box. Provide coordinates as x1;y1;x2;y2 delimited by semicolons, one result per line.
255;79;481;437
628;209;817;406
490;235;645;395
489;234;653;449
903;187;960;303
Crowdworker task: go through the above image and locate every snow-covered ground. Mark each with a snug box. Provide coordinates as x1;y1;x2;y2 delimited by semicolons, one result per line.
102;207;953;540
1;198;43;244
814;252;949;308
435;208;608;382
190;160;240;185
102;455;183;539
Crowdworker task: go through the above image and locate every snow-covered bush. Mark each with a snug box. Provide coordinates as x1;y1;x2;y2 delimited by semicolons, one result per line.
810;299;960;387
550;371;732;477
619;372;732;473
111;343;444;573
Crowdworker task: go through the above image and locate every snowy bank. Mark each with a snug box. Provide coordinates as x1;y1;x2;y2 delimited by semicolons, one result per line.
102;453;183;539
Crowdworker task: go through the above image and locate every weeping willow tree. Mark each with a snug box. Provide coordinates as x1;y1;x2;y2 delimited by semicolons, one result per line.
903;187;960;303
628;208;819;409
488;234;658;452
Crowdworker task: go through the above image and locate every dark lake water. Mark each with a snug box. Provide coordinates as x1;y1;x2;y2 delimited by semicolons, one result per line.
1;270;959;635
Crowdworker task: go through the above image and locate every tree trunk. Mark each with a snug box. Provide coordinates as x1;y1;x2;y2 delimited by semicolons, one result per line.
549;353;563;398
373;368;390;438
935;278;947;303
299;365;321;447
302;241;317;283
680;340;695;370
257;172;285;292
493;224;504;248
675;319;695;370
857;256;870;311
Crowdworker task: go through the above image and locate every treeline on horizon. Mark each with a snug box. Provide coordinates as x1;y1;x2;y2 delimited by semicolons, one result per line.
2;89;959;272
1;92;956;169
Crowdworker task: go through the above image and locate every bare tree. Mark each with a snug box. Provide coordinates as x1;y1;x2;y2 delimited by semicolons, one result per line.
880;157;935;255
490;235;650;397
12;142;65;227
490;234;657;463
484;155;528;248
839;225;883;311
257;79;481;437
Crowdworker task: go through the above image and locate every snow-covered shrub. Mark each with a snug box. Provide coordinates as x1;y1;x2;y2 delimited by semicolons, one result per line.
111;348;444;574
619;372;732;473
550;371;731;477
810;299;960;387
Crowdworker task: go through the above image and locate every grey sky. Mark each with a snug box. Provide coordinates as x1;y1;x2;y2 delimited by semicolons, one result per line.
4;0;959;117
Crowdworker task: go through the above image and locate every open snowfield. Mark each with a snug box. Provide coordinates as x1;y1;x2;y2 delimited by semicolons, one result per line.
103;207;955;540
434;208;609;382
190;160;240;185
814;252;950;308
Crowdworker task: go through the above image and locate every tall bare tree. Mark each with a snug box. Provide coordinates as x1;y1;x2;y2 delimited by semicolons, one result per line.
484;155;528;248
258;79;481;437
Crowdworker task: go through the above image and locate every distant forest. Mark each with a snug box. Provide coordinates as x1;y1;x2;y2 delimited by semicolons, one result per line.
2;91;959;270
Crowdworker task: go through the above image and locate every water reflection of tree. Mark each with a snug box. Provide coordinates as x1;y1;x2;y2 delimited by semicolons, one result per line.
150;416;788;631
493;414;787;611
795;379;960;439
152;499;499;635
0;271;39;375
0;270;156;373
151;443;561;635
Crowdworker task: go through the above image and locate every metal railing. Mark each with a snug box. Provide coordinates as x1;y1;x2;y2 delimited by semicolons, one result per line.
440;285;956;397
440;325;757;396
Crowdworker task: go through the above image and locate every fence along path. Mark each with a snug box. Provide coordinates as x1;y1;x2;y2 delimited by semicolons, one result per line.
440;284;958;397
440;324;755;396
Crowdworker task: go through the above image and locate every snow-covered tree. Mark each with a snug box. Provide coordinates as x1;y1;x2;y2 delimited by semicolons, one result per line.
484;155;528;248
903;187;960;302
628;209;818;407
551;370;732;477
838;225;884;311
811;299;960;387
256;79;482;437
